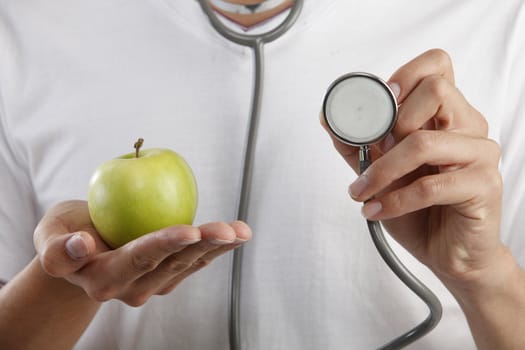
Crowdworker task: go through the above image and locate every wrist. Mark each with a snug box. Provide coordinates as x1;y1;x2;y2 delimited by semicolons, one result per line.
441;245;522;310
31;257;93;300
437;246;525;350
0;257;100;350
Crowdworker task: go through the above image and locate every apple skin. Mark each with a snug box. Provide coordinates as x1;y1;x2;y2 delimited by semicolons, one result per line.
88;148;198;248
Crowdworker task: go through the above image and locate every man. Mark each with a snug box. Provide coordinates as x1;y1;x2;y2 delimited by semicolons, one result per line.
1;1;524;349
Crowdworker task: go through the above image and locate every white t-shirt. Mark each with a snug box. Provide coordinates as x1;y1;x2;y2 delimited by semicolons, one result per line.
1;1;525;349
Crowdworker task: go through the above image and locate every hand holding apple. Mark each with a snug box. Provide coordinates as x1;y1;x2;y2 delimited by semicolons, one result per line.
88;138;198;248
34;200;252;306
33;140;251;306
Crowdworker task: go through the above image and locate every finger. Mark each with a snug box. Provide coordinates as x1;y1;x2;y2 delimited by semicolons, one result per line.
118;225;202;277
39;231;97;277
158;221;250;280
34;201;94;250
75;225;201;301
229;220;253;242
121;242;223;305
152;222;237;271
321;49;454;171
157;249;244;296
119;222;247;305
130;222;239;283
349;131;500;201
361;166;502;221
155;240;247;296
392;75;488;141
153;221;237;272
155;221;251;295
388;48;455;104
146;242;240;297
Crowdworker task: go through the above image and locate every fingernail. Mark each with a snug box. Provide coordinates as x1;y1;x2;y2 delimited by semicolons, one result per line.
233;238;248;244
65;233;88;260
178;238;201;246
389;82;400;99
210;239;235;245
349;174;369;198
319;111;326;124
362;201;382;219
382;133;395;153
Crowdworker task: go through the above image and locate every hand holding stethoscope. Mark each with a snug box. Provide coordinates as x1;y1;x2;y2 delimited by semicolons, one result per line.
196;2;508;349
323;49;505;319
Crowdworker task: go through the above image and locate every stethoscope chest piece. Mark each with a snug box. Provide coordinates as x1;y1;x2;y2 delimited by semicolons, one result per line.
322;71;443;350
323;72;398;146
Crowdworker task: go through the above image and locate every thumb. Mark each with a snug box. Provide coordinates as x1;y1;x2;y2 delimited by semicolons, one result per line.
39;231;96;277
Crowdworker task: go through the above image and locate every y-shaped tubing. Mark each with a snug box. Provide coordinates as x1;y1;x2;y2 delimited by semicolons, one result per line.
197;2;304;350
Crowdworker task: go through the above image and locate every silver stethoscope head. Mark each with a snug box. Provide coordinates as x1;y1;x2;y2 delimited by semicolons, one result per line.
323;71;442;350
323;72;398;147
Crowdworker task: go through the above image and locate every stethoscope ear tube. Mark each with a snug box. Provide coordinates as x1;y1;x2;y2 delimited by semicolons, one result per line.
197;0;304;47
197;2;304;350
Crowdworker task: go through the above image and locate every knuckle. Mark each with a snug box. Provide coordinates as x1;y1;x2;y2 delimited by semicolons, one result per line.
486;138;502;163
416;176;443;200
155;287;171;296
386;190;403;213
482;169;503;196
424;75;450;100
409;130;436;153
39;247;59;277
130;254;158;273
87;285;117;302
367;158;392;188
394;116;410;133
123;292;150;307
428;48;453;70
159;257;213;280
163;255;192;273
477;114;489;136
192;258;211;270
156;282;180;296
168;260;192;272
368;162;386;183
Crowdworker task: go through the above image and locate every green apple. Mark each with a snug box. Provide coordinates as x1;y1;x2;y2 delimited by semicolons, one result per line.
88;138;198;248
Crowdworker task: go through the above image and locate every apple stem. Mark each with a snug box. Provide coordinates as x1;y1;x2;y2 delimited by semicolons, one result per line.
134;138;144;158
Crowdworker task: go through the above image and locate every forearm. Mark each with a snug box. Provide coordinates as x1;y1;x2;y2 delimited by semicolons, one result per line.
446;248;525;350
0;257;101;349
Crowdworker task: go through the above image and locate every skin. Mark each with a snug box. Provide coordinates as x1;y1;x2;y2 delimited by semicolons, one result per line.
322;49;525;350
209;0;294;28
0;49;524;349
0;200;251;349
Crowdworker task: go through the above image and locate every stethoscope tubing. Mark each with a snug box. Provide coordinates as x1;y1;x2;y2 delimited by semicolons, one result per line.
197;0;303;47
197;2;304;350
367;221;442;349
197;1;441;349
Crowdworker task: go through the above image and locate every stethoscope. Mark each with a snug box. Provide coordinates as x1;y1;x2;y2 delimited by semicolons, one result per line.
197;1;442;349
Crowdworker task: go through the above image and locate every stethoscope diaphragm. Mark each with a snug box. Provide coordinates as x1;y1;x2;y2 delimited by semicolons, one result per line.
322;72;398;146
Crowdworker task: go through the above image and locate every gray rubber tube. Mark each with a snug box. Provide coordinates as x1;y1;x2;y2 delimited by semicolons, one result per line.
360;153;442;349
196;2;304;349
198;1;441;348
